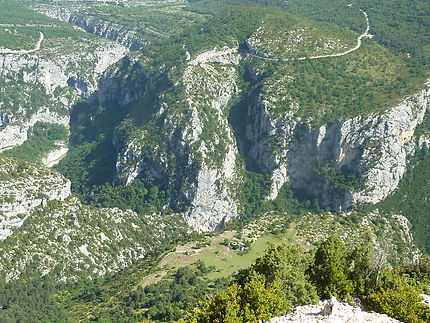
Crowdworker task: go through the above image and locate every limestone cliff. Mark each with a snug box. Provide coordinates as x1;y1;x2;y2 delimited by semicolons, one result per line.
0;157;71;240
111;45;430;230
70;13;149;50
0;35;127;152
270;297;400;323
246;81;430;211
114;47;242;232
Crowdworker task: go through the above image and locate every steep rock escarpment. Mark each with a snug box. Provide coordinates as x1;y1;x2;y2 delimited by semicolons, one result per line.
0;157;71;240
0;40;127;152
114;47;243;232
246;82;430;210
112;46;430;231
97;55;148;107
70;14;149;51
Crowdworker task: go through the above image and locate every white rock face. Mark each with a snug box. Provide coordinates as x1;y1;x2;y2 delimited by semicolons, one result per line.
0;109;69;153
187;165;237;232
189;47;241;66
421;294;430;307
0;36;127;152
70;14;149;50
183;48;241;231
114;48;242;232
0;42;126;96
32;3;86;22
0;157;71;240
247;82;430;210
269;298;399;323
42;145;69;167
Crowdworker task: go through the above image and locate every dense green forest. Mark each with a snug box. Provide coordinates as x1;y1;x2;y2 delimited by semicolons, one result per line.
0;279;68;322
1;0;430;322
0;0;95;50
0;0;49;49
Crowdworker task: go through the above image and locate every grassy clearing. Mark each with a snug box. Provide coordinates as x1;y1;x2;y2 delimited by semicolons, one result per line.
138;215;297;286
204;234;288;280
136;205;419;288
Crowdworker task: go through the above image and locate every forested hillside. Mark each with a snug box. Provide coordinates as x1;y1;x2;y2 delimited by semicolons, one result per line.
0;0;429;321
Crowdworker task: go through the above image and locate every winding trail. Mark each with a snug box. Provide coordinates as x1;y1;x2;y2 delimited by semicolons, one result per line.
0;31;44;55
248;9;372;62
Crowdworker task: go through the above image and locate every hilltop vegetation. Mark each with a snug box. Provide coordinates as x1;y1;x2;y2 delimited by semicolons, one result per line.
0;0;96;50
255;39;426;125
0;0;430;321
0;0;50;49
182;237;430;323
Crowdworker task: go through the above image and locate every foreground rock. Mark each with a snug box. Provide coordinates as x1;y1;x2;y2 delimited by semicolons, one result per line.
269;298;399;323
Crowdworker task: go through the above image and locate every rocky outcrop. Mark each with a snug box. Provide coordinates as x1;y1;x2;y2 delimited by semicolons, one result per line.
0;111;11;127
0;195;185;282
0;109;69;153
0;157;71;240
0;42;127;96
31;3;85;22
421;294;430;307
70;14;149;50
270;297;399;323
42;146;69;167
247;82;430;210
0;36;127;152
114;47;242;232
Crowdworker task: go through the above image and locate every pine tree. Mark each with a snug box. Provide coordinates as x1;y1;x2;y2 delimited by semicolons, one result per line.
308;235;354;300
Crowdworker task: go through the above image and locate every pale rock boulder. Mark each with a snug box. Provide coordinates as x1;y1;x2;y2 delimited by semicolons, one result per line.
421;294;430;307
269;298;399;323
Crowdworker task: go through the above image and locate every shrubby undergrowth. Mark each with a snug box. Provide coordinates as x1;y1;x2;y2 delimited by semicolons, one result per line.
182;237;430;323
